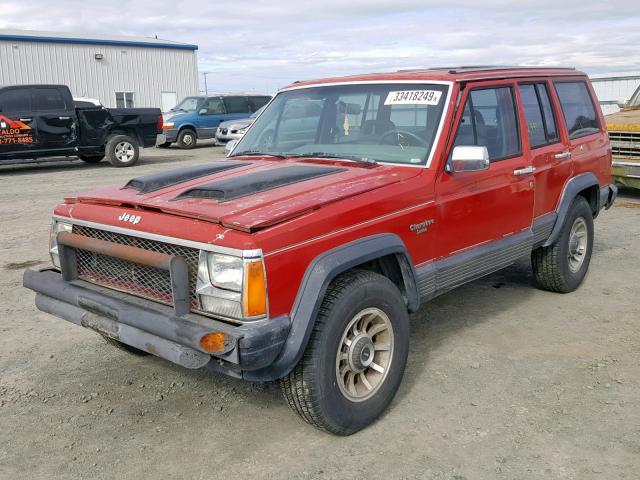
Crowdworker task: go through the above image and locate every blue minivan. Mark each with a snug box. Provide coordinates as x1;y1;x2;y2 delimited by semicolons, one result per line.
160;94;271;149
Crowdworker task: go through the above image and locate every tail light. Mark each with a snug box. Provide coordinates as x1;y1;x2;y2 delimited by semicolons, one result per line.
156;115;163;133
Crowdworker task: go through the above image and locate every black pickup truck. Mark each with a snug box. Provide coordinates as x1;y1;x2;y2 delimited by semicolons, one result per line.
0;85;162;167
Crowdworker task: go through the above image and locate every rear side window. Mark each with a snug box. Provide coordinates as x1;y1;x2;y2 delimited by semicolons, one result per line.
0;88;31;112
518;83;560;148
452;86;521;161
248;96;271;112
32;88;66;111
554;81;600;139
223;96;250;114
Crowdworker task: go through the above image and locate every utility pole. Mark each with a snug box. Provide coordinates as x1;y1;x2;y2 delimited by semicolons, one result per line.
202;72;213;95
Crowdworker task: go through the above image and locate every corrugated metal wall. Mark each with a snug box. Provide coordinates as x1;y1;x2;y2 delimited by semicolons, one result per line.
590;73;640;116
0;39;198;108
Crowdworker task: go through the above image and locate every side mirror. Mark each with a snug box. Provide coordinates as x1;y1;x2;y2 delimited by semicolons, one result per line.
199;108;208;115
450;146;490;173
224;139;237;157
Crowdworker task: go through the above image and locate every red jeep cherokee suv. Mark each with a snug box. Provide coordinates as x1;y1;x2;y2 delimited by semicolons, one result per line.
24;67;617;434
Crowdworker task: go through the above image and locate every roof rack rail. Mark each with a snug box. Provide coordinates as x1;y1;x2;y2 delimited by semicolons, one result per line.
396;66;577;74
446;66;576;74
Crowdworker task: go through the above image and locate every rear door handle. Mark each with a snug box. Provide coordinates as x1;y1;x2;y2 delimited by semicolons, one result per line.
19;117;33;122
554;151;571;160
513;166;536;176
58;116;71;120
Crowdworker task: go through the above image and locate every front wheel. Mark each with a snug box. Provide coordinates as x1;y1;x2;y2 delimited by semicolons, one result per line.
280;270;409;435
177;129;197;149
532;196;594;293
106;135;140;167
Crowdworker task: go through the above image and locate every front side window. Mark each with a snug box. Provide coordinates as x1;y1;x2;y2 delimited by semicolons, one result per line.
518;83;560;148
115;92;134;108
232;83;449;165
452;86;520;161
0;88;31;112
32;88;66;111
554;81;600;139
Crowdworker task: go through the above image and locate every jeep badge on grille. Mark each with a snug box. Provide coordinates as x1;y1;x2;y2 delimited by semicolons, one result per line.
118;213;142;225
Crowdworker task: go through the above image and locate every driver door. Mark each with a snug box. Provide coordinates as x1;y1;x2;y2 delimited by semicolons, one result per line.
435;81;535;260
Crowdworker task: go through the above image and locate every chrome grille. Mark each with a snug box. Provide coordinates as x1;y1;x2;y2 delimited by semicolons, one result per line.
609;131;640;158
72;225;201;309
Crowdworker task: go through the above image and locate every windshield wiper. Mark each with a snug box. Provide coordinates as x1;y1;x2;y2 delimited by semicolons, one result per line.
231;150;287;159
289;152;377;165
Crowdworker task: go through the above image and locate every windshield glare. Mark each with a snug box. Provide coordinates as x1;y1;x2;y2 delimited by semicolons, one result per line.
232;83;448;165
171;97;203;112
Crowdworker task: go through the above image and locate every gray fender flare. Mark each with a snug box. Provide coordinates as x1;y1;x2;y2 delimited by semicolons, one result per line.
243;233;418;382
543;172;599;247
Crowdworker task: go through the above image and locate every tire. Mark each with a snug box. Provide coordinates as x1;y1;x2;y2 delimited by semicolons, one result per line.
280;270;410;435
177;129;197;149
101;335;149;356
106;135;140;167
78;154;104;163
157;141;173;148
532;196;594;293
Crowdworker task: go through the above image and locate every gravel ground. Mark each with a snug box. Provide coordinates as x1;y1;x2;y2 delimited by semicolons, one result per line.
1;145;639;480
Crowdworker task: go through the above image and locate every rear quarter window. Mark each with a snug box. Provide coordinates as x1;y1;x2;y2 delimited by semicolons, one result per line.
554;81;600;139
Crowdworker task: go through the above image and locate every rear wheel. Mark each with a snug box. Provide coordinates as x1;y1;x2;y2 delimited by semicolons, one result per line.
101;335;149;356
106;135;140;167
280;270;409;435
177;129;197;149
78;154;104;164
532;196;594;293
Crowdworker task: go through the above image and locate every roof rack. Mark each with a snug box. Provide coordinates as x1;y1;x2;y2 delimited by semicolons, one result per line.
396;66;576;74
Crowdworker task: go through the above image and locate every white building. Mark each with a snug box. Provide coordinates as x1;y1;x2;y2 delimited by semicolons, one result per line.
589;72;640;115
0;29;198;111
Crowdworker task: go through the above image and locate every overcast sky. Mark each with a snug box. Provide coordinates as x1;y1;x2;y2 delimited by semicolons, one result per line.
1;0;638;94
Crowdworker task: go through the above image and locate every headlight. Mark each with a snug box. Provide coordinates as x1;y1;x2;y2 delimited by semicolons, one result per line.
49;220;73;268
238;126;249;134
207;254;242;291
196;251;267;321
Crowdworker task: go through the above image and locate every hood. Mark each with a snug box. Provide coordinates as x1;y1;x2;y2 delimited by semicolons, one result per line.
163;111;192;123
219;118;252;129
67;158;420;232
606;109;640;131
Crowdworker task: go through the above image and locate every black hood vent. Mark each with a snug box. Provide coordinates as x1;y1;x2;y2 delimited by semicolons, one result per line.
174;164;346;202
124;162;248;194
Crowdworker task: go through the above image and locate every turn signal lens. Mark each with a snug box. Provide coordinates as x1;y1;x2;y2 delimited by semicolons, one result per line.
243;260;267;318
200;332;226;353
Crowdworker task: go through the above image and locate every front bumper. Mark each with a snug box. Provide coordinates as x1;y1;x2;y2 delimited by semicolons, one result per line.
23;268;289;378
162;128;178;142
598;183;618;211
215;130;244;143
612;160;640;189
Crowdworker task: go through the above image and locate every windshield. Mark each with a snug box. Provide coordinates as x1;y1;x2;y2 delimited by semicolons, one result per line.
171;96;203;113
232;83;448;165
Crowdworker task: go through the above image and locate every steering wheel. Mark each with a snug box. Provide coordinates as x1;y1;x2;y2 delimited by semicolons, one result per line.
379;129;427;147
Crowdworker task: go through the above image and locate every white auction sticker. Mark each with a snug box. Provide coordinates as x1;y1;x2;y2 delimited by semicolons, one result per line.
384;90;442;106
